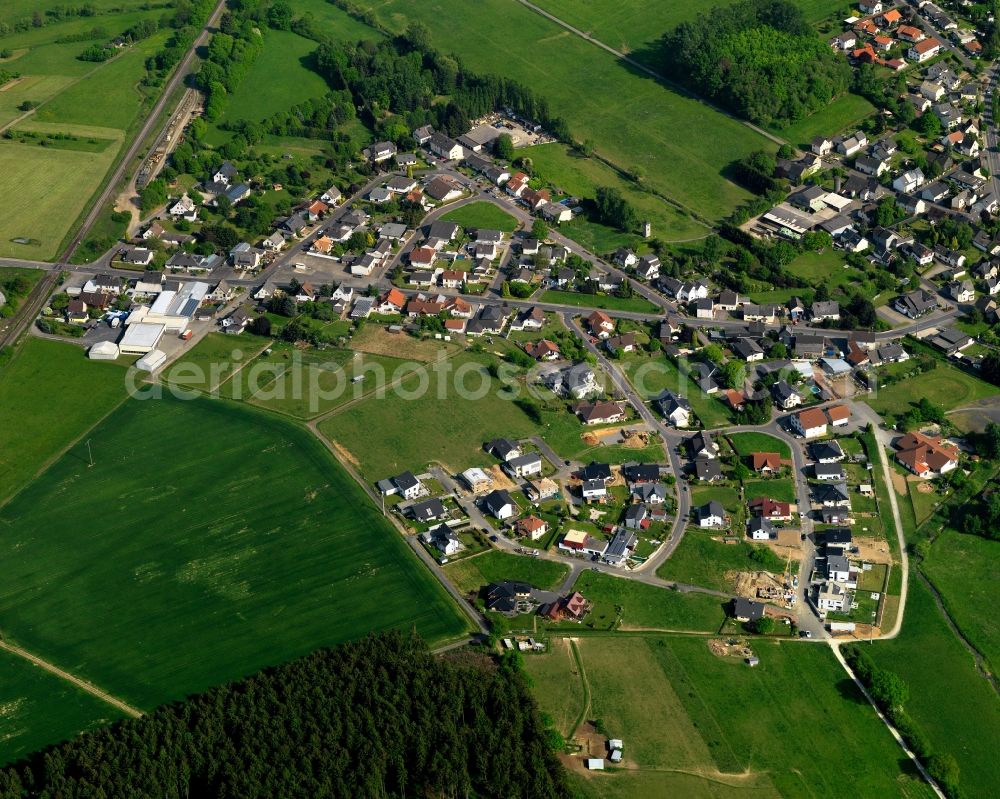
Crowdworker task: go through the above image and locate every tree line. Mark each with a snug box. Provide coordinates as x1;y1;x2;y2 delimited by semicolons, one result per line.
0;632;571;799
659;0;850;126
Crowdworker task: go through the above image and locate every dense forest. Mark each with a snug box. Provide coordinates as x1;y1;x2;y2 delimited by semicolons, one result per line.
659;0;850;126
0;633;570;799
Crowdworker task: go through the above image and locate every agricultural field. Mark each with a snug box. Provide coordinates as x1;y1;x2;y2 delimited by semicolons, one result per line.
527;143;708;247
862;578;1000;799
727;432;791;459
162;332;272;394
318;351;542;480
0;338;127;505
528;635;935;799
0;4;172;259
922;530;1000;674
530;0;845;61
568;572;726;631
440;201;520;233
0;396;470;710
443;551;569;595
656;531;790;593
348;0;766;222
0;649;123;767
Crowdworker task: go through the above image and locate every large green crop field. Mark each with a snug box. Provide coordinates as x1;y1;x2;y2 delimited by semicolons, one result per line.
922;531;1000;674
862;578;1000;799
0;649;123;766
0;338;127;505
0;395;469;710
349;0;764;222
527;635;935;799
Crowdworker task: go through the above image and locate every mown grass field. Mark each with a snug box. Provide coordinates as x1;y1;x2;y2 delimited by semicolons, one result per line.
527;143;708;247
744;477;797;503
443;551;569;595
656;531;789;592
0;132;121;260
867;363;997;417
0;649;123;766
0;396;470;710
784;248;856;288
0;4;169;259
0;338;127;505
727;432;791;459
862;577;1000;799
568;572;726;631
922;530;1000;675
774;93;876;148
528;635;935;799
440;201;520;233
350;0;765;222
538;289;660;314
319;351;542;479
204;28;332;146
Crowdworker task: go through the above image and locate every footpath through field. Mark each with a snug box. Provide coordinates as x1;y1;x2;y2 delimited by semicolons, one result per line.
0;639;142;719
511;0;788;148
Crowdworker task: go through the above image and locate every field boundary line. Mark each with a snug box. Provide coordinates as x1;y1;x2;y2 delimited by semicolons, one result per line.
510;0;787;148
566;639;591;740
829;642;945;799
916;570;1000;697
0;639;142;718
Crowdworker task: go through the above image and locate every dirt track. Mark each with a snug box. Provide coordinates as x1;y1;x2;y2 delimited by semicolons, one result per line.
0;640;142;718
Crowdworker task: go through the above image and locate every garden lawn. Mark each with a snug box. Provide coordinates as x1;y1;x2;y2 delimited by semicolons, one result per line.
318;352;541;479
567;572;726;631
0;396;470;711
538;289;660;314
0;338;127;505
784;248;856;288
528;143;708;245
443;551;569;595
349;0;766;221
744;477;796;503
656;531;788;592
440;201;519;233
727;432;790;459
621;356;734;428
690;485;741;515
0;649;123;766
922;530;1000;675
862;577;1000;799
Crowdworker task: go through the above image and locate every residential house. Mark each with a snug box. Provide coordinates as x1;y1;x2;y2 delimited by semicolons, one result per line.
771;380;801;410
747;517;776;541
893;289;937;318
732;597;765;622
815;462;846;481
575;400;626;425
581;479;608;502
894;431;960;477
483;489;517;520
516;515;548;541
421;526;462;557
655;391;691;428
695;501;726;528
505;452;543;479
751;452;782;474
748;497;792;521
364;141;397;163
814;482;851;507
791;407;828;439
410;498;448;523
586;310;615;337
909;38;941;62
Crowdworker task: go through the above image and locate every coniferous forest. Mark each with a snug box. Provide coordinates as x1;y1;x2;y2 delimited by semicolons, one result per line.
0;633;571;799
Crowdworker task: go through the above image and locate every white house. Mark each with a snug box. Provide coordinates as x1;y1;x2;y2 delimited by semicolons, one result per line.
484;489;516;520
893;169;925;194
791;408;828;439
